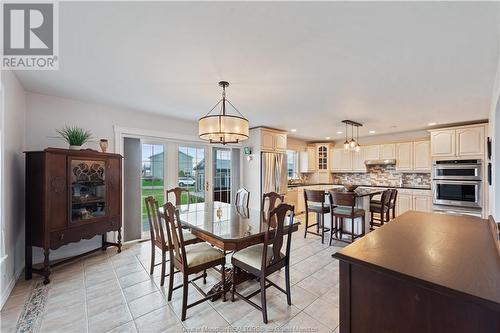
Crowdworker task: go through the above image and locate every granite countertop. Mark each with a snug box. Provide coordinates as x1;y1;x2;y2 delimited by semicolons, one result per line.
287;183;431;190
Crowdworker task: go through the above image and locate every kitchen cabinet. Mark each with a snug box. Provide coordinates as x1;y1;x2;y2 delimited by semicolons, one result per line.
396;142;413;171
352;147;367;172
299;147;316;173
456;126;484;156
380;144;396;159
413;141;431;171
413;192;432;212
396;193;413;216
316;144;330;171
430;125;485;158
296;187;305;213
285;188;298;209
396;189;432;216
364;145;380;161
259;128;287;153
331;148;352;172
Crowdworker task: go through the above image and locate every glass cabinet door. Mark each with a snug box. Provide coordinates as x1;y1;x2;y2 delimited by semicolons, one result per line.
71;159;107;222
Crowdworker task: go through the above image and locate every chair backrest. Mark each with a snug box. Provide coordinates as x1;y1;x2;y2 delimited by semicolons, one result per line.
235;188;250;208
166;187;189;205
162;202;187;268
329;190;356;208
262;203;295;270
304;189;326;204
380;189;392;209
390;189;398;204
262;192;284;225
145;196;165;244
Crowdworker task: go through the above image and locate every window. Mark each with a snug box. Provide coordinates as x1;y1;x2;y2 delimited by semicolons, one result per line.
213;148;231;203
141;143;164;232
178;146;205;204
286;150;299;179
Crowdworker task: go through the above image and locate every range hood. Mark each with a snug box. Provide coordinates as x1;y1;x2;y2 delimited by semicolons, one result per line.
365;159;397;166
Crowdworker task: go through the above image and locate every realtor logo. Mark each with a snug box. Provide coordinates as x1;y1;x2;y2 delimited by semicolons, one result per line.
2;2;58;69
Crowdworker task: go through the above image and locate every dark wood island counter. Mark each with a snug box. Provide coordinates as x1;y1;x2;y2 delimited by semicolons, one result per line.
333;211;500;333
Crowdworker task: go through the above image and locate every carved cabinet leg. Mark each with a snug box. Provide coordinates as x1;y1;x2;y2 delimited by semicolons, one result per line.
43;248;51;285
117;229;122;253
102;234;107;251
25;245;32;280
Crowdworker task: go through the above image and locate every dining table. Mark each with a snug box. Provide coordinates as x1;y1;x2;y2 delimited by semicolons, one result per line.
161;201;300;299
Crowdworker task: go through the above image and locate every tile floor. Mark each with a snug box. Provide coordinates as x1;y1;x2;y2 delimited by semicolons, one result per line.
1;219;346;333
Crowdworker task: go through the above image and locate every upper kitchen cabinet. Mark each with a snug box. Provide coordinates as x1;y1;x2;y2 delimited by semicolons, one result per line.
430;124;486;159
299;146;316;173
258;128;287;153
352;147;367;172
316;144;330;171
413;141;431;171
396;142;413;171
380;144;396;159
364;145;380;161
331;147;352;171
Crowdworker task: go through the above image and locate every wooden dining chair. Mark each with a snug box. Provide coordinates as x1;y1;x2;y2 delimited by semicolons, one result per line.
144;196;199;286
371;189;398;219
328;190;365;244
163;202;226;321
262;192;284;226
303;189;331;244
166;187;189;205
235;188;250;208
369;189;392;230
231;203;295;324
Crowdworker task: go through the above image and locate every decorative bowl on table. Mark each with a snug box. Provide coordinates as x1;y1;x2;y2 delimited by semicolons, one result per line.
343;184;359;192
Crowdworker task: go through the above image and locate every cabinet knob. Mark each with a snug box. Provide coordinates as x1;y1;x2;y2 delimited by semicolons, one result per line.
110;221;115;226
59;234;64;240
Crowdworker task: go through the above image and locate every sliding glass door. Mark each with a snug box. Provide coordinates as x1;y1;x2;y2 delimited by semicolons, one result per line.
213;148;232;203
177;145;207;204
141;143;165;233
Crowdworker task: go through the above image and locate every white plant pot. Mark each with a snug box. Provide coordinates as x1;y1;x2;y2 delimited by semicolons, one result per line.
69;145;81;150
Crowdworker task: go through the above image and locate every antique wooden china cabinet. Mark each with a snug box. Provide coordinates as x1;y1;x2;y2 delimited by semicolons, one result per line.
25;148;122;284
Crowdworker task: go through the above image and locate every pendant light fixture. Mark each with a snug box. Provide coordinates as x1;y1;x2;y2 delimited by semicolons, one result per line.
341;120;363;153
198;81;249;145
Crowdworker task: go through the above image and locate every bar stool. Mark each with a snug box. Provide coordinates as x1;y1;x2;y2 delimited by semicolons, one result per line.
328;190;365;244
304;189;331;244
371;189;398;220
369;189;392;230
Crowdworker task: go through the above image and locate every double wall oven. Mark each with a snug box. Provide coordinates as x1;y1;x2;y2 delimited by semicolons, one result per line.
432;160;482;214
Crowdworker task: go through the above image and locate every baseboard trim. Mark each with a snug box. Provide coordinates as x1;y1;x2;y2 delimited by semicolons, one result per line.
1;262;24;310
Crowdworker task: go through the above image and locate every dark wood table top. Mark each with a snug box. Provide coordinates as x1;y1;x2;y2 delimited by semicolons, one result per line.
334;211;500;311
173;201;300;251
330;188;384;198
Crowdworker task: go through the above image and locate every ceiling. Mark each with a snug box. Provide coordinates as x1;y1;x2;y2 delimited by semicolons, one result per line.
14;1;500;141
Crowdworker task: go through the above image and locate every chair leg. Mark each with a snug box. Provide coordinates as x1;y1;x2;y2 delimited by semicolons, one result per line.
285;265;291;306
392;207;396;219
329;213;334;246
150;241;155;275
316;213;320;233
221;264;226;302
370;212;374;230
260;275;268;324
231;267;236;302
320;214;324;244
203;269;207;284
181;274;189;321
304;211;309;238
167;261;175;301
160;248;166;286
362;215;366;236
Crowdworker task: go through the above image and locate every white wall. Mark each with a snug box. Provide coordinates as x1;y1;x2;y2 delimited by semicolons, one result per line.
1;71;27;308
25;92;199;263
489;52;500;220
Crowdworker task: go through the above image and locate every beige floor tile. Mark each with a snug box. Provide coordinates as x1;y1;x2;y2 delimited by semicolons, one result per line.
45;288;85;311
87;288;126;318
296;276;332;297
319;283;339;306
88;304;133;333
119;271;151;289
312;266;340;286
128;291;167;319
40;302;87;331
40;316;87;333
134;305;182;333
233;295;301;328
272;284;318;310
0;307;22;333
115;262;145;277
1;291;29;312
105;320;137;333
86;278;122;299
182;304;230;329
280;311;332;333
304;298;340;329
123;279;158;302
213;295;255;324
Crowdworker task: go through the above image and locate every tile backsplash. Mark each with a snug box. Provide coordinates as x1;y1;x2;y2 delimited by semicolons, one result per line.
331;165;431;188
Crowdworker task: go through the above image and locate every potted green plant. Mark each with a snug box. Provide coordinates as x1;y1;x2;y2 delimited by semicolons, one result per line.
56;126;93;150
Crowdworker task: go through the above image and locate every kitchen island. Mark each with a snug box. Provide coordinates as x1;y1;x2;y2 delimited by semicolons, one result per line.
333;211;500;333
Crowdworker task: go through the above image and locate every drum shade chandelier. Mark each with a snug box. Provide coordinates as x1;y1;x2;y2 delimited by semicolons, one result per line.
198;81;249;145
342;120;362;153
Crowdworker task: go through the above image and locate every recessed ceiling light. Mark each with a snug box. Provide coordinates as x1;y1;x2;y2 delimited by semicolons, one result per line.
290;129;297;132
428;122;437;126
369;130;376;134
336;131;343;134
325;136;331;140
